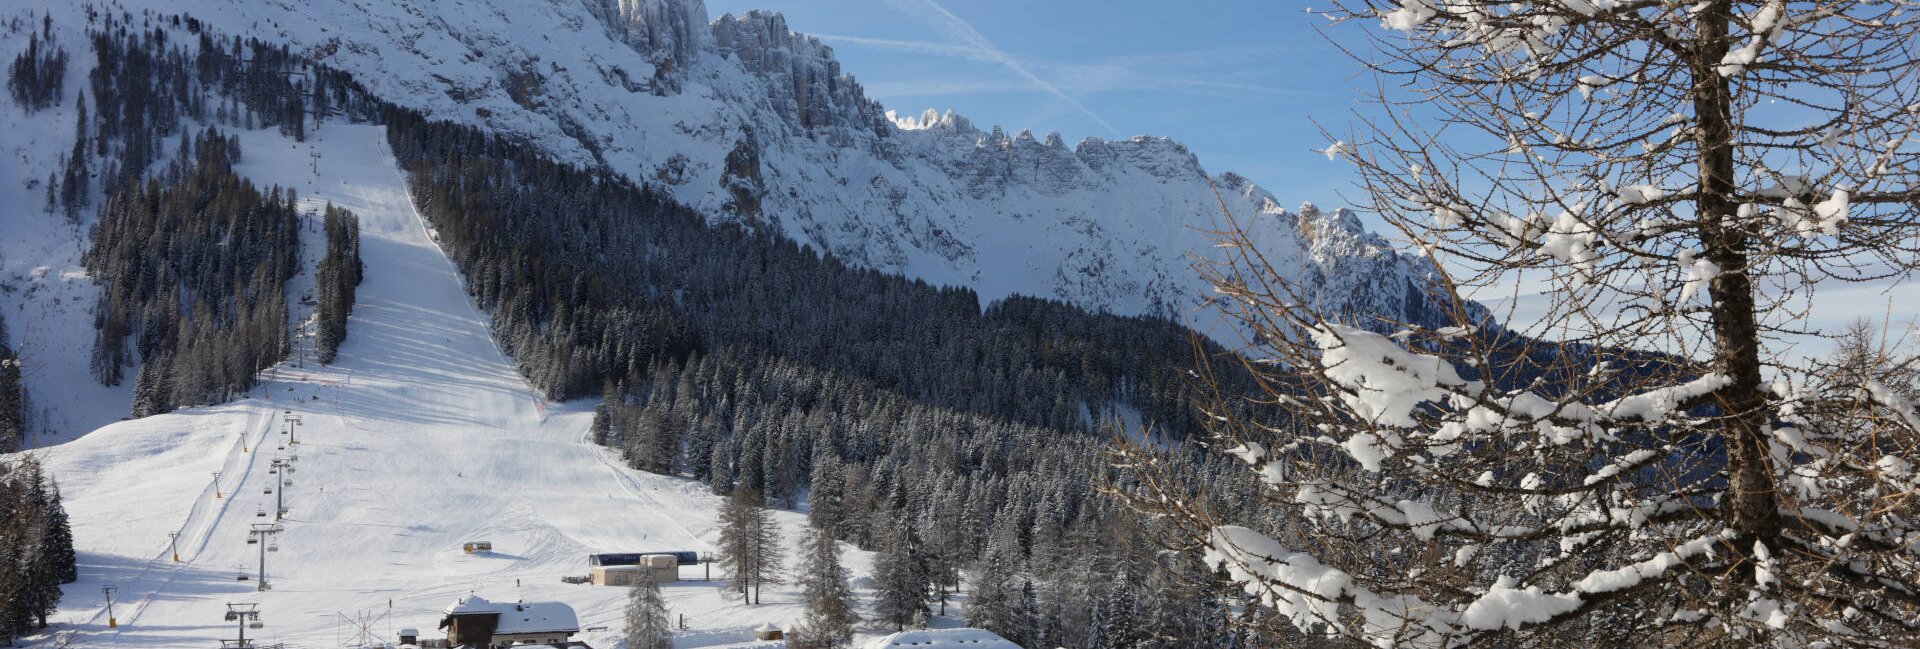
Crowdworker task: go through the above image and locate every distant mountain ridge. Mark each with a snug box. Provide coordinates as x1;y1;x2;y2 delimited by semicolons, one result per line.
95;0;1447;326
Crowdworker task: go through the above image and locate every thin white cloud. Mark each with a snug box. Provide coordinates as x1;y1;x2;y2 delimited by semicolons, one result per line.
814;33;1000;63
815;33;1304;98
885;0;1123;136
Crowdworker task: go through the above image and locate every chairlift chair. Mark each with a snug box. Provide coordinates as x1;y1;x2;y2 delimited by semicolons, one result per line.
249;621;263;629
247;537;258;545
255;509;266;517
267;543;279;553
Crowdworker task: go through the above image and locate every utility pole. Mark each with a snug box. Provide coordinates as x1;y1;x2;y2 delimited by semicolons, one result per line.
169;531;180;562
283;411;303;446
102;586;118;629
248;524;284;591
224;602;260;647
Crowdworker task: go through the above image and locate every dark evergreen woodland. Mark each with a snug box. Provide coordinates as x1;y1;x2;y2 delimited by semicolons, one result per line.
315;203;363;364
6;15;68;113
88;129;298;416
384;107;1249;440
383;107;1267;646
68;12;379;413
0;456;77;645
0;314;24;454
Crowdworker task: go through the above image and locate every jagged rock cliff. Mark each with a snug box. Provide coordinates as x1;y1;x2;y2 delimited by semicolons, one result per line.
101;0;1445;324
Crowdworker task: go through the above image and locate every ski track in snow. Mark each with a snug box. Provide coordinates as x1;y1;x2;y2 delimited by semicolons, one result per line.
32;123;881;649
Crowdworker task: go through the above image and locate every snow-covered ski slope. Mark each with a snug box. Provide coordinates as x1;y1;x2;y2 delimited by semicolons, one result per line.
37;123;871;648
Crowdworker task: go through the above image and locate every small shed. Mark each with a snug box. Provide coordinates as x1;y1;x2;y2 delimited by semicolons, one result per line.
463;541;493;554
397;627;419;645
754;623;784;641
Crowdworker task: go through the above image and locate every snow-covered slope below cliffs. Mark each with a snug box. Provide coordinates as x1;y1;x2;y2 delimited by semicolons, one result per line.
29;122;878;649
0;16;129;443
84;0;1444;324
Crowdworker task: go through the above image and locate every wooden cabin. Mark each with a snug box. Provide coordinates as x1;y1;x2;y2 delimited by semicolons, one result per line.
438;594;579;648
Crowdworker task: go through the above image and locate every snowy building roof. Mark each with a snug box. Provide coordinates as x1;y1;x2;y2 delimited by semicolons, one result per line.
865;628;1023;649
440;595;577;635
444;595;500;615
492;601;579;635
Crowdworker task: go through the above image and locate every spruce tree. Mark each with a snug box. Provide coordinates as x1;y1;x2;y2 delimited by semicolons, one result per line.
622;574;671;649
871;519;930;631
965;521;1030;646
791;518;857;649
43;480;75;584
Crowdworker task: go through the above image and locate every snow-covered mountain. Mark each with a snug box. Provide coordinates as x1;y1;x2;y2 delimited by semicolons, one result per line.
32;123;867;649
132;0;1438;321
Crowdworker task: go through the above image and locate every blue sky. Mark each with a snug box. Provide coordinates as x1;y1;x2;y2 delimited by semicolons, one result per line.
705;0;1367;213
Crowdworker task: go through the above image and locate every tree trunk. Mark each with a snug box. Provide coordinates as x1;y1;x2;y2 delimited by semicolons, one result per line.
1693;0;1780;553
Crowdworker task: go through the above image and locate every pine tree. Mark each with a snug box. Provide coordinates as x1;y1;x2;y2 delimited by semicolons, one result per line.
871;518;930;631
622;573;671;649
791;518;857;649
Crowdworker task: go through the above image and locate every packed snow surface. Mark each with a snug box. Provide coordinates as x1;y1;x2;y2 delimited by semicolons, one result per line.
31;123;875;649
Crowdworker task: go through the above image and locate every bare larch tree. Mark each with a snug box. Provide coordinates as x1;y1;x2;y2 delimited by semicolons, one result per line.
1117;1;1920;646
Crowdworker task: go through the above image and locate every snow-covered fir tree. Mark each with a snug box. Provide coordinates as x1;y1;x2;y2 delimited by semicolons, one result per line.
870;517;931;632
790;517;857;649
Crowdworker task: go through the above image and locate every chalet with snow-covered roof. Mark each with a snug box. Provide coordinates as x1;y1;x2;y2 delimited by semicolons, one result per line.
437;594;580;648
864;628;1024;649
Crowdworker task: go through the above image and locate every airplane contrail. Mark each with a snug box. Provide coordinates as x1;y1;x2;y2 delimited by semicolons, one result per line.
890;0;1123;137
